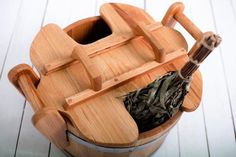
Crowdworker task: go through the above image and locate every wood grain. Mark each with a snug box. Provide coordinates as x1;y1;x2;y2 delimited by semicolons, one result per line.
8;2;206;157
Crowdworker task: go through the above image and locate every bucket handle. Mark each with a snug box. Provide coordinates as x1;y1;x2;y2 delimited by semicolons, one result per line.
162;2;206;57
162;2;203;41
8;64;69;148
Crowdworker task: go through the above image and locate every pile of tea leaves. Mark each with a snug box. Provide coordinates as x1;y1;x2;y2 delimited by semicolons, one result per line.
123;72;190;132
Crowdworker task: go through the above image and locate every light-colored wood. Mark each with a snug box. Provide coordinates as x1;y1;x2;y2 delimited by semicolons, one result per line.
43;21;181;76
8;2;205;157
162;2;203;40
36;3;187;76
32;108;69;149
65;106;183;157
8;64;41;112
111;3;165;63
137;23;165;62
44;21;162;75
3;1;236;157
72;45;102;91
65;48;186;108
8;64;69;149
44;57;76;75
30;24;78;75
147;1;209;157
45;1;99;155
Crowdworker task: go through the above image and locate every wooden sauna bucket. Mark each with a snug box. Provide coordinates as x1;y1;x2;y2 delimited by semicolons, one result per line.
8;2;203;157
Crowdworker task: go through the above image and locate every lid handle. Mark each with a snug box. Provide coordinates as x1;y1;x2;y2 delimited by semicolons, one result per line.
71;45;102;91
111;3;165;63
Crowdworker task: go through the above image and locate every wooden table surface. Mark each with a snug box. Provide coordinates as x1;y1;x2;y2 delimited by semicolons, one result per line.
0;0;236;157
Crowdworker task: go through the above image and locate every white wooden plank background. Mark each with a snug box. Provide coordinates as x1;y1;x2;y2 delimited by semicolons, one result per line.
0;0;235;157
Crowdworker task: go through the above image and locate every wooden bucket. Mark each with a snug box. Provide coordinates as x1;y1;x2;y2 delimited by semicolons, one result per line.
8;2;203;157
64;111;183;157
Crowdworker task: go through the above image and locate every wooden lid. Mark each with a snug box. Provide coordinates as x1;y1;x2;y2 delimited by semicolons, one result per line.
30;3;190;147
